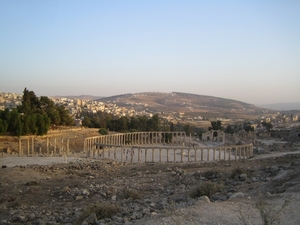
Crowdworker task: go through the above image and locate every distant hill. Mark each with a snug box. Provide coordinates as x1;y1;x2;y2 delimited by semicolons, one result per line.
53;95;105;100
258;102;300;111
96;92;275;120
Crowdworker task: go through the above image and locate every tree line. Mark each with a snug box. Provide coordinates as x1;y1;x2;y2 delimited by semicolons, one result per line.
81;112;173;133
0;88;74;136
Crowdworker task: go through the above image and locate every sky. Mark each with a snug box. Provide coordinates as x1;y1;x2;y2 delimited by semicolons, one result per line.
0;0;299;105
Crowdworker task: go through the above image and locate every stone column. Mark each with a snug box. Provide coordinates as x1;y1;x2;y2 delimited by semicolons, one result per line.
201;149;204;161
145;148;148;162
138;148;140;164
235;148;237;160
228;148;231;161
46;137;49;156
195;149;197;161
188;148;190;162
31;137;34;155
219;148;221;161
159;148;162;163
131;148;134;164
181;149;183;162
60;138;63;155
167;149;169;162
174;149;176;162
67;139;69;156
223;147;226;160
27;138;30;156
213;148;216;161
207;149;210;161
54;138;57;155
19;138;22;156
152;148;154;162
121;147;124;164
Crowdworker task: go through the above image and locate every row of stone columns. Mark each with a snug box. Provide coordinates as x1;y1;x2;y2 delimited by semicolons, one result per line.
84;132;187;152
88;144;253;164
18;137;69;156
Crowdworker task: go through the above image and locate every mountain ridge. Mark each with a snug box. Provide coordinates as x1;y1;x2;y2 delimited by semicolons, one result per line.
95;92;274;120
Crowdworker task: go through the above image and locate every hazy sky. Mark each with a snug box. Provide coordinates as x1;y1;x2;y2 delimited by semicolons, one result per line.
1;1;299;104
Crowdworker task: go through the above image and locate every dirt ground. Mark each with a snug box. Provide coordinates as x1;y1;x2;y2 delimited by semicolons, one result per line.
1;129;300;225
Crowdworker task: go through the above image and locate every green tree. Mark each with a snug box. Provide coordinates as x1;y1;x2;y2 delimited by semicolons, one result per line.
262;121;273;131
243;122;254;132
129;117;140;131
36;114;50;135
117;116;129;132
224;125;235;134
7;109;22;136
56;105;74;126
209;120;223;131
183;123;194;135
82;116;92;127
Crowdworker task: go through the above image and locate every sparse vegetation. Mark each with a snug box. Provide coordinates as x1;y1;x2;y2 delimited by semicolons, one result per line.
76;203;122;225
189;181;221;198
122;188;142;200
230;167;245;179
203;170;220;179
256;198;289;225
98;128;108;135
25;180;39;186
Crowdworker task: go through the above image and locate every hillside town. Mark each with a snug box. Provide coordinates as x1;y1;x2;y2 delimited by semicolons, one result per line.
0;92;153;122
1;92;299;131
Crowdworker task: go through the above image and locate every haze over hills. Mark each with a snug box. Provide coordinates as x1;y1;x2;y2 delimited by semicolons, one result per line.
53;95;104;100
258;102;300;111
96;92;275;120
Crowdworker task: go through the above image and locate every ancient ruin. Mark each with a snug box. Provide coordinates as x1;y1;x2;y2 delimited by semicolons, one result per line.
84;131;253;164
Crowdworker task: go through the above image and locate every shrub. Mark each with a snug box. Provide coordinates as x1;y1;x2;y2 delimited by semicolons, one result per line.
76;203;122;225
122;188;141;200
25;180;39;186
203;170;220;179
230;167;244;179
189;181;220;198
99;128;108;135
